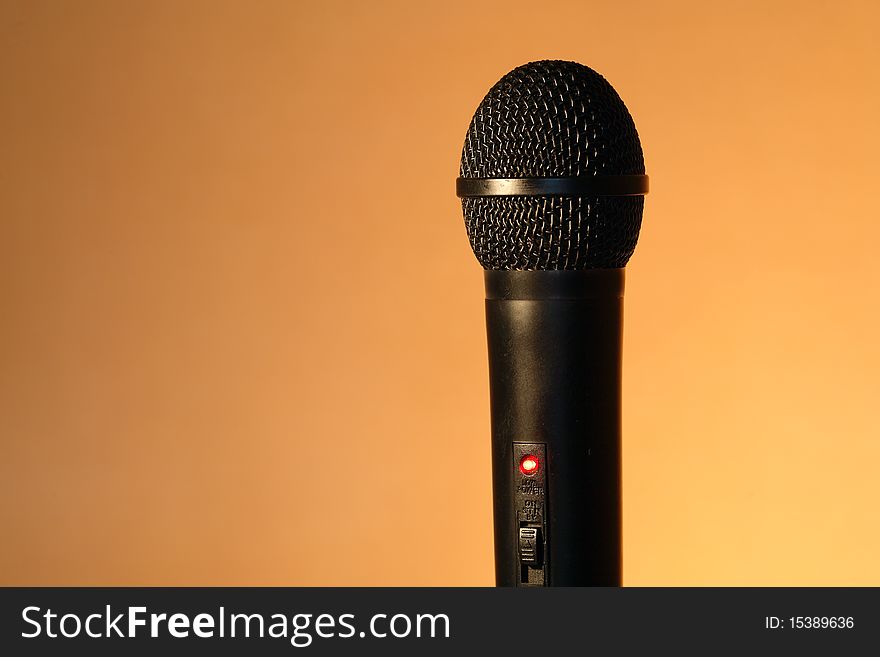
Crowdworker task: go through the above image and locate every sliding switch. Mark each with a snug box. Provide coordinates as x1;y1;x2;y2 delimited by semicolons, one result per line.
519;527;541;565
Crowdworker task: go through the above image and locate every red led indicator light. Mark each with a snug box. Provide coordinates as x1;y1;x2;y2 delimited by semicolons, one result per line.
519;454;540;475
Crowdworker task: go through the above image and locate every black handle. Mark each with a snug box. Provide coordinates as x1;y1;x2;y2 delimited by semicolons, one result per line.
485;269;624;587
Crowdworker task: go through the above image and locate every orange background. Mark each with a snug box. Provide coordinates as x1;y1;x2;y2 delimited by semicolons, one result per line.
1;0;879;586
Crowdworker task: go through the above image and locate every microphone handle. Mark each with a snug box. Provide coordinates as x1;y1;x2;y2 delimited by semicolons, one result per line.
485;269;624;586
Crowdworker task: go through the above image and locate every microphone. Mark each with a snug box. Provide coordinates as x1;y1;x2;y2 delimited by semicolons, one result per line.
456;61;648;586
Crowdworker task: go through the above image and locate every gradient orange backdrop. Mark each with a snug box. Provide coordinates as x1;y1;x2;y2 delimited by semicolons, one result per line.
1;0;879;586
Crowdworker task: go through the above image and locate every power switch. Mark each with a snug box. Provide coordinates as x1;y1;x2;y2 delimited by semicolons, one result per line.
519;527;542;565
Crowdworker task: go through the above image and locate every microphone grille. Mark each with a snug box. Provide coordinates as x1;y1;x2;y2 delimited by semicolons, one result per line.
459;60;646;270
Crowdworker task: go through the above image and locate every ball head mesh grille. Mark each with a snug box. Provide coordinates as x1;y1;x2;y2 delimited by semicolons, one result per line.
460;60;646;270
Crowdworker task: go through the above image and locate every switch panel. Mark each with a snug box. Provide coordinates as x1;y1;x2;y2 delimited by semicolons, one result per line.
513;442;547;586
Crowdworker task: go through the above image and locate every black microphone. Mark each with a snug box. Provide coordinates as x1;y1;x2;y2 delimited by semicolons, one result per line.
456;60;648;586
